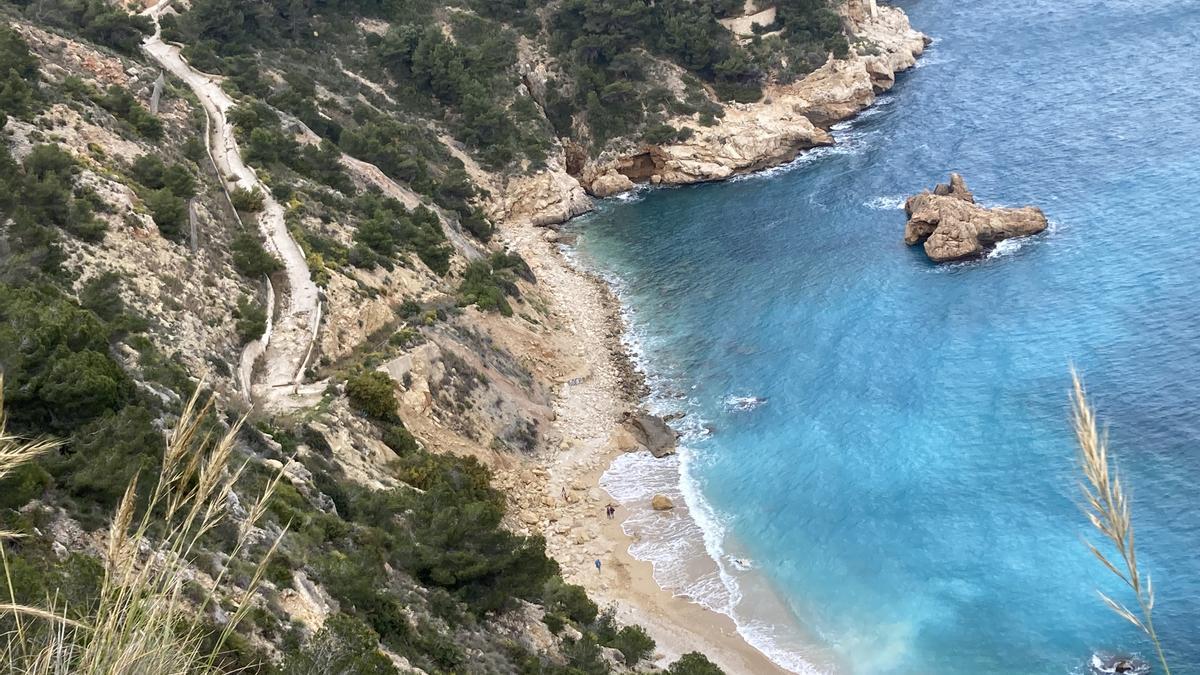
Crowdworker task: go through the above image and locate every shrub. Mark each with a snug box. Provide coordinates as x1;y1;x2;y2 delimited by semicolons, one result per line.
56;404;162;511
281;613;398;674
345;371;397;421
96;85;162;139
233;295;267;344
544;578;598;625
668;652;726;674
230;186;265;211
610;624;655;666
0;27;39;121
458;251;531;316
144;187;187;240
380;422;419;455
0;283;133;434
230;232;282;277
0;462;51;510
32;0;152;53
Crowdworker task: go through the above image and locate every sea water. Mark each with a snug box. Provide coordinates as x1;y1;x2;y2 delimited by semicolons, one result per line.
571;0;1200;672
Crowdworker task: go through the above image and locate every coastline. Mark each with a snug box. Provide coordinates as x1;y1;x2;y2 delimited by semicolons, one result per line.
500;216;790;673
493;5;930;671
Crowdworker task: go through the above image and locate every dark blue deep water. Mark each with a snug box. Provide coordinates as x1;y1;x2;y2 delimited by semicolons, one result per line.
574;1;1200;672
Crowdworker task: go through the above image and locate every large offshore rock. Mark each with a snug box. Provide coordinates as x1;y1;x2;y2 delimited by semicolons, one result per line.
904;173;1048;262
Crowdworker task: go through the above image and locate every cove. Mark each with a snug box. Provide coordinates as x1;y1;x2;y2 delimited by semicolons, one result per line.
571;0;1200;672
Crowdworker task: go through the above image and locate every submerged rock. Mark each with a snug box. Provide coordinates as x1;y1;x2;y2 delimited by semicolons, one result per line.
904;173;1048;262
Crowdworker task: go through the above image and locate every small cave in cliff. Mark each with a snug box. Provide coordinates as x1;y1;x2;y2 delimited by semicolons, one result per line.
616;151;665;183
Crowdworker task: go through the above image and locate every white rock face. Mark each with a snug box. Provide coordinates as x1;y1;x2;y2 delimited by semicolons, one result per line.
579;3;927;196
502;163;593;226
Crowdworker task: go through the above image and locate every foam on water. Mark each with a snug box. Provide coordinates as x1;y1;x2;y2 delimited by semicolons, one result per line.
864;195;907;210
569;1;1200;672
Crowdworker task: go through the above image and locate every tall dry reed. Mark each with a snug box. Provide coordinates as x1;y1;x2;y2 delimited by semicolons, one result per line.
1071;371;1170;675
0;378;286;674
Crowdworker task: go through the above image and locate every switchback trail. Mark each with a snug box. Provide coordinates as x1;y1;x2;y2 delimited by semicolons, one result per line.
142;0;322;410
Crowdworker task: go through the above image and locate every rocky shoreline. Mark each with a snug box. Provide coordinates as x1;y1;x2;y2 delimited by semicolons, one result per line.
499;0;929;229
488;3;929;671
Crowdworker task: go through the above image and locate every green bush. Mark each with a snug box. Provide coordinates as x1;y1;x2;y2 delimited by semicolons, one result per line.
543;578;598;625
380;422;419;455
0;283;133;434
230;186;265;211
96;85;162;139
0;26;39;121
281;613;399;674
609;624;655;666
130;155;196;198
230;232;283;277
351;197;450;276
56;404;161;511
29;0;152;53
668;652;726;674
458;251;532;316
0;461;52;510
345;371;397;421
233;295;267;344
144;187;187;240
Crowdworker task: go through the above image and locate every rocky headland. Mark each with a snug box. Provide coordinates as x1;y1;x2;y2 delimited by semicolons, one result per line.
904;173;1049;262
502;0;930;225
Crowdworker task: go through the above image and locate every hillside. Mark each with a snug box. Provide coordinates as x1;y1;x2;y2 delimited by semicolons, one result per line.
0;0;924;672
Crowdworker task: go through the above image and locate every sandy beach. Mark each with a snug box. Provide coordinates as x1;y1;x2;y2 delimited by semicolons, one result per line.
497;219;789;674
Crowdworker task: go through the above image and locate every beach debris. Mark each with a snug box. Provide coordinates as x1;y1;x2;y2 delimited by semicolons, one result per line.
651;494;675;510
903;173;1048;262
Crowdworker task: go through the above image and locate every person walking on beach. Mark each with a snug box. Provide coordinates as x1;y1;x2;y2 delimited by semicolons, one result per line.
605;504;615;519
594;558;602;573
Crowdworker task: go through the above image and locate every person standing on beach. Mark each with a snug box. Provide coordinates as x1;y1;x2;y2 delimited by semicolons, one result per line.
594;558;602;573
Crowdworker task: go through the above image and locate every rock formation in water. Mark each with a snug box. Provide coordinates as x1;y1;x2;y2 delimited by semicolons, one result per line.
626;412;678;458
651;494;675;511
904;173;1048;262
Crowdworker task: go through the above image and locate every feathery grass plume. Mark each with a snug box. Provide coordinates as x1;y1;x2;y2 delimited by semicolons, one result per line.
1071;371;1170;675
1;380;288;674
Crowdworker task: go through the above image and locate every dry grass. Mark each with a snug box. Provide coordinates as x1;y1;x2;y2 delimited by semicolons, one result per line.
0;378;286;674
1071;371;1170;675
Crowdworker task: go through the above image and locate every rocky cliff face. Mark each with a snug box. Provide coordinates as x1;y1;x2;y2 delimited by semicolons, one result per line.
904;173;1049;262
503;2;928;227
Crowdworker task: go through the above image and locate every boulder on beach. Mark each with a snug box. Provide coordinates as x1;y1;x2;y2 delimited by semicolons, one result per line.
625;412;678;458
903;173;1048;262
651;494;674;511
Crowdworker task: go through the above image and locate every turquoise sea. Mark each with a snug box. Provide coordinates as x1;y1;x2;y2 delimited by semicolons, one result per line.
571;0;1200;672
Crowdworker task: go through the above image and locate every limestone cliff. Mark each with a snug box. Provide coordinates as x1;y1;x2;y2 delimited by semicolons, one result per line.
502;1;928;227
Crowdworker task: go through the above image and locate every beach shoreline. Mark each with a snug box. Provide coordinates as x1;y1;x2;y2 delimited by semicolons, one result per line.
497;217;792;672
491;7;929;669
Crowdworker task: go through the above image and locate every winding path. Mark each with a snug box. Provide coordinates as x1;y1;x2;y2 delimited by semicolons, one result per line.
142;0;322;410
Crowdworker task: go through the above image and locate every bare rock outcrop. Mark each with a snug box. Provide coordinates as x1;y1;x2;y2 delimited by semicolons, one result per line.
625;412;678;458
651;494;675;511
578;3;927;196
503;164;593;226
904;174;1048;262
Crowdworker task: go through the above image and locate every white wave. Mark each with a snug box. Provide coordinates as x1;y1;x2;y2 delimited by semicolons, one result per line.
724;394;768;412
985;237;1025;258
577;238;826;674
610;184;651;203
864;195;907;210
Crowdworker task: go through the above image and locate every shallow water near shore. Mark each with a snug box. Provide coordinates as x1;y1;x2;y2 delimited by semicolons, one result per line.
571;0;1200;672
